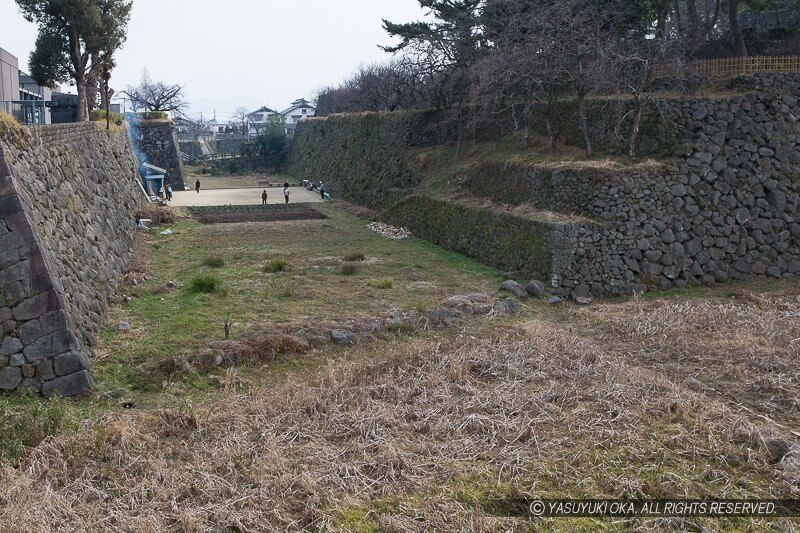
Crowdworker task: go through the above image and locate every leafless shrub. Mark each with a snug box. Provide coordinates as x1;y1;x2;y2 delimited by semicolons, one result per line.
135;205;176;225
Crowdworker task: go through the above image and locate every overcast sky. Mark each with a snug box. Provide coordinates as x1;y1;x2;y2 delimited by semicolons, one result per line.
0;0;427;120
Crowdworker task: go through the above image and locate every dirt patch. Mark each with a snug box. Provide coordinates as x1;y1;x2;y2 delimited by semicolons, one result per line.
120;232;153;287
329;199;377;220
188;204;329;224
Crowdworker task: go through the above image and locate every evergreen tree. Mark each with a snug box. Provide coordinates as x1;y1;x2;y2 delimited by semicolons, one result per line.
16;0;132;122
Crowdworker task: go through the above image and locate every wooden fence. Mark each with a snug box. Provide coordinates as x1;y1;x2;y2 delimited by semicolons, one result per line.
691;55;800;78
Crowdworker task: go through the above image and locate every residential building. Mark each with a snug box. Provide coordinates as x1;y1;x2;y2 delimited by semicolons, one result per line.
280;98;315;137
244;99;316;138
246;106;280;137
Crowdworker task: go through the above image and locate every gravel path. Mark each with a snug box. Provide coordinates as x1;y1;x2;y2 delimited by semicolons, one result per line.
170;187;323;207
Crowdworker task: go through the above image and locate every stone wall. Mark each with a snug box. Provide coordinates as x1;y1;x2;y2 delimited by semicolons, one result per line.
549;85;800;297
130;119;186;190
289;75;799;297
289;112;423;210
385;195;555;279
0;121;143;397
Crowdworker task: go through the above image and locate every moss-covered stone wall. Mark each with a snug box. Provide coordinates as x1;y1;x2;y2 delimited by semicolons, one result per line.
385;195;554;280
289;74;800;297
0;121;144;397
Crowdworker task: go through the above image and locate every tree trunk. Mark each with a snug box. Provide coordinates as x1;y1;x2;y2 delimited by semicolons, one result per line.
75;72;89;122
728;0;748;57
67;29;89;122
656;0;670;38
86;71;98;112
686;0;702;53
629;102;643;159
545;117;556;151
577;92;592;158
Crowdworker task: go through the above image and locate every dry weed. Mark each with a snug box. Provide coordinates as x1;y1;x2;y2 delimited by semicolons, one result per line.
0;319;796;530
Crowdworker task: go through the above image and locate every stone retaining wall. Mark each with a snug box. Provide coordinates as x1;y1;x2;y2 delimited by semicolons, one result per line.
550;85;800;296
385;195;554;280
0;122;143;397
290;74;799;297
130;119;185;190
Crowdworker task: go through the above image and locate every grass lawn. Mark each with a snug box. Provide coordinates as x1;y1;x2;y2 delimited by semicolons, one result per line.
94;203;501;404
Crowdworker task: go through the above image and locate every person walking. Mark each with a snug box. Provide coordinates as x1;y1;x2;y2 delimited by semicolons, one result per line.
166;184;173;202
319;182;326;200
195;179;201;194
284;186;290;204
262;189;268;205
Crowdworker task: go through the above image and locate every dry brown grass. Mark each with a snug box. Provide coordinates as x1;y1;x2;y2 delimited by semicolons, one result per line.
120;232;153;287
1;310;797;530
135;205;177;225
575;289;800;430
451;190;599;225
329;199;378;220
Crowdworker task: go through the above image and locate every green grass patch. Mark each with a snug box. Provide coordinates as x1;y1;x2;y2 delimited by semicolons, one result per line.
368;278;394;290
344;252;366;262
188;274;223;294
263;258;288;273
0;394;81;462
202;255;226;268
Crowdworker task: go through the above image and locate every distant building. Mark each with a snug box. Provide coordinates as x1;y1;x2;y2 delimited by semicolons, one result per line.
0;47;20;117
246;106;280;137
19;72;52;124
280;98;315;137
244;99;316;138
206;118;231;135
0;46;52;124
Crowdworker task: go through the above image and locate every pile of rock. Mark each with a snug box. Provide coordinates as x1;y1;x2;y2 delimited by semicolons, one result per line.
501;279;593;306
368;222;412;240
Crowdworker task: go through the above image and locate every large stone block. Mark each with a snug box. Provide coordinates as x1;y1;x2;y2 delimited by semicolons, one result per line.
0;336;23;356
18;318;43;344
53;351;90;376
0;366;22;390
41;370;93;398
0;225;35;252
12;290;62;321
0;253;47;286
35;359;55;381
39;309;69;335
0;173;15;198
0;194;25;217
22;328;79;362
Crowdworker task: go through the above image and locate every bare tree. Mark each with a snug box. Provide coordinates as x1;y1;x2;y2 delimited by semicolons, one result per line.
122;70;188;113
232;106;250;136
315;59;425;115
603;38;686;158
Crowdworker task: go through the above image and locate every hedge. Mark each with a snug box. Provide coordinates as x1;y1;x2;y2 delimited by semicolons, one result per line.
89;109;124;125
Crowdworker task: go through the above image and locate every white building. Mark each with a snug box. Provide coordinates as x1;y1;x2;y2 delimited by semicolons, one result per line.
246;106;280;137
245;99;316;138
280;98;316;137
